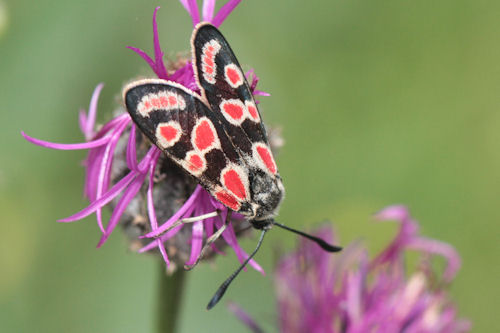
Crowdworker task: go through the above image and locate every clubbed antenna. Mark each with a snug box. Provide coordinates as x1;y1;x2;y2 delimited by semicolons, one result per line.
273;222;342;252
206;221;341;309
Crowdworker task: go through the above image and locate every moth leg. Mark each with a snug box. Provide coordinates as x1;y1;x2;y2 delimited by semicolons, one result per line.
180;211;220;223
184;211;232;270
154;211;220;237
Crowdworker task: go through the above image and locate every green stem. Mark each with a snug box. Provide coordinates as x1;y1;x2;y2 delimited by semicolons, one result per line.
157;261;186;333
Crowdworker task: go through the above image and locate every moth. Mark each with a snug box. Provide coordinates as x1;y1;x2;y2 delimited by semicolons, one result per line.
124;22;341;309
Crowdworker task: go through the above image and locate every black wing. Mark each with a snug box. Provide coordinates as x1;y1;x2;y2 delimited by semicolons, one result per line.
191;23;279;177
123;79;253;214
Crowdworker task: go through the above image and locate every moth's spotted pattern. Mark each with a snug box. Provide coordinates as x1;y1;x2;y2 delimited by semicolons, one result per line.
124;22;283;221
201;40;221;84
137;91;186;117
121;21;346;314
224;63;244;88
156;121;183;148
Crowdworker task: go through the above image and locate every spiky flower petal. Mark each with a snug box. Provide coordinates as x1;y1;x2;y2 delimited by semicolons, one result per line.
230;206;471;333
22;0;269;273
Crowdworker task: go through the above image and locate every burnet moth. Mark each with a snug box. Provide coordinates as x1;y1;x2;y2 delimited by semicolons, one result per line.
123;22;342;309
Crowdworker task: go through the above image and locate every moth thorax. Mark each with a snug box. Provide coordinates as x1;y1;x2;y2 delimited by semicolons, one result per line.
249;169;284;220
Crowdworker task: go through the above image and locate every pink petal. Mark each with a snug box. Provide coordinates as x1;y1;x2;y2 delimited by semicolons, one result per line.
83;83;104;140
252;90;270;97
22;131;111;150
227;301;264;333
127;46;155;70
58;170;137;222
152;7;168;79
142;185;204;237
185;220;204;266
202;0;215;22
217;217;265;275
126;125;139;171
407;237;461;282
182;0;200;26
97;172;148;247
374;205;410;222
93;113;131;138
78;109;87;134
138;204;197;253
60;146;157;222
94;120;130;231
212;0;242;27
145;150;169;265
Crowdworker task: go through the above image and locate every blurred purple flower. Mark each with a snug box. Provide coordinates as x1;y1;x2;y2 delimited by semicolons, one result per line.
231;206;471;333
21;0;268;273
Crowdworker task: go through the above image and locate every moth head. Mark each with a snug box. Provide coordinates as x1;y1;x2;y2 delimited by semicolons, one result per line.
248;169;284;221
249;218;274;230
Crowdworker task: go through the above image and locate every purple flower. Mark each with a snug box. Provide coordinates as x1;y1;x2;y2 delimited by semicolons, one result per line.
21;0;269;273
230;206;471;333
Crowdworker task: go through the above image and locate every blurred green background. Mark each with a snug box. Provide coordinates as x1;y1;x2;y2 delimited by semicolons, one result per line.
1;0;498;332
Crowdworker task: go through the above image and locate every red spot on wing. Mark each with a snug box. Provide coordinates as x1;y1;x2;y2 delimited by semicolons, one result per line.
203;56;214;67
159;96;169;107
222;169;247;199
205;65;214;75
188;153;204;172
194;119;216;151
226;66;242;86
151;97;161;108
246;103;259;120
168;95;177;106
257;146;277;174
201;40;220;85
159;125;179;143
139;93;185;117
222;102;244;120
215;190;240;211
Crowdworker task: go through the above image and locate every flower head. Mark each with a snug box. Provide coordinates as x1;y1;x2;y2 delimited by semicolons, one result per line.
231;206;471;333
21;0;269;273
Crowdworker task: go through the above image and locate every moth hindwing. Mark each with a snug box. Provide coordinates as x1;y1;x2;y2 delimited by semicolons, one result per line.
124;23;284;221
